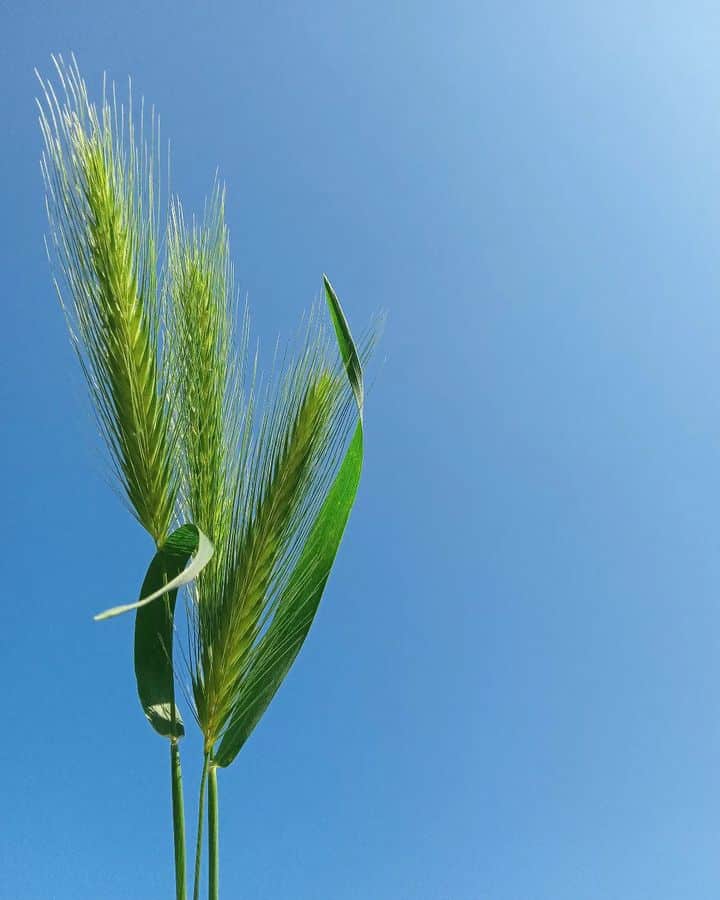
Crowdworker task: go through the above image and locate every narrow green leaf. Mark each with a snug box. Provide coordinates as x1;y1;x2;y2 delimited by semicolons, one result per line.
129;524;212;739
94;527;214;620
214;278;364;766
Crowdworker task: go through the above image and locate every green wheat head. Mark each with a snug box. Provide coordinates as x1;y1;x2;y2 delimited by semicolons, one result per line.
165;186;237;555
38;55;175;544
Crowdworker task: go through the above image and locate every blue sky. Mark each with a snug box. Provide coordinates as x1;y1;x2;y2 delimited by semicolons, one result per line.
3;2;720;898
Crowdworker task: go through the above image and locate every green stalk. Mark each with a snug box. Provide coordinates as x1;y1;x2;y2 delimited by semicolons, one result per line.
208;763;220;900
171;739;187;900
192;752;211;900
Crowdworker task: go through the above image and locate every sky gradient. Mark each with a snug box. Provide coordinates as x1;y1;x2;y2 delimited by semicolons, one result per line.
3;2;720;898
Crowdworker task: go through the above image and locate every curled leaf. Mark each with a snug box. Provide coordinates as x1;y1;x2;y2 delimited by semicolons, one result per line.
94;526;214;621
129;524;212;739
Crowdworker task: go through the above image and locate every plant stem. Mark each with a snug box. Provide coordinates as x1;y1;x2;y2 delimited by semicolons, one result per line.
171;739;187;900
208;763;220;900
192;752;211;900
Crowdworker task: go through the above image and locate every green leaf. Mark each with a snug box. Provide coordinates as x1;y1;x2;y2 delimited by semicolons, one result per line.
130;524;212;739
214;276;364;766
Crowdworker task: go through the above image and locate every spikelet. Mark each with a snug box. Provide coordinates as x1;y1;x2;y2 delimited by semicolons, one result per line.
38;55;175;543
165;185;236;552
196;370;338;747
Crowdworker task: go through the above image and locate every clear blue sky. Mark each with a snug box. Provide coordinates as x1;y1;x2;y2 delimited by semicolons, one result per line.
2;2;720;898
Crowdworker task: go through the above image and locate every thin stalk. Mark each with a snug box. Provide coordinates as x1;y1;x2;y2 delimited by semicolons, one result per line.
171;739;187;900
192;752;211;900
208;763;220;900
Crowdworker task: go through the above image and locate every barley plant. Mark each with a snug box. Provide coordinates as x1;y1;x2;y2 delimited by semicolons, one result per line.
38;55;370;900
